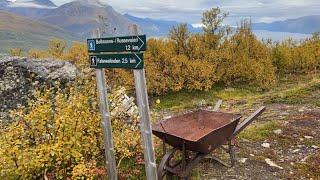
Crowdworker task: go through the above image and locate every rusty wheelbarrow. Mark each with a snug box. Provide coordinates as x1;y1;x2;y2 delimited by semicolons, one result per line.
152;100;265;179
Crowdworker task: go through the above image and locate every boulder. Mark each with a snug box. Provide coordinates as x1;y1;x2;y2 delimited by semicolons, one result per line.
0;56;79;119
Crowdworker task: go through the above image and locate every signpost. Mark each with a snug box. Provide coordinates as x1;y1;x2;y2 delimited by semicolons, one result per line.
91;29;118;180
89;53;144;69
130;25;158;180
88;25;158;180
87;35;146;53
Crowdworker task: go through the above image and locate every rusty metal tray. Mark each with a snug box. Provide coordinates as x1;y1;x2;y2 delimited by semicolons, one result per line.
152;109;241;154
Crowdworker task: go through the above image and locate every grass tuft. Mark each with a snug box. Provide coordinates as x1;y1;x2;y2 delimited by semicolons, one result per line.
151;85;259;111
238;121;280;141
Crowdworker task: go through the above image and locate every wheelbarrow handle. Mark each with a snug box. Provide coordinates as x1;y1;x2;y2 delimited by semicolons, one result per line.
232;106;266;137
213;100;223;111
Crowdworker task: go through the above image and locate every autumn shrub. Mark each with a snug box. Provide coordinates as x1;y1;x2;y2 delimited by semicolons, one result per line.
271;40;293;75
217;20;276;89
9;48;23;56
63;42;88;65
0;74;144;179
47;39;67;58
28;49;46;59
184;59;216;91
144;38;185;94
271;33;320;76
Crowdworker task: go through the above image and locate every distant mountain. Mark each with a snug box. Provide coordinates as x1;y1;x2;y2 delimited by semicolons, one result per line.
5;0;56;18
253;15;320;34
124;13;202;37
0;11;81;53
8;0;57;8
40;0;137;38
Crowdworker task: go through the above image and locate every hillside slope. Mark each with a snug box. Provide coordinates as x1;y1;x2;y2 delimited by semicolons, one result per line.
0;11;81;53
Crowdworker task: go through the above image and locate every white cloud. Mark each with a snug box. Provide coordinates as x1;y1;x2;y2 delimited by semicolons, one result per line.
52;0;320;25
192;23;203;28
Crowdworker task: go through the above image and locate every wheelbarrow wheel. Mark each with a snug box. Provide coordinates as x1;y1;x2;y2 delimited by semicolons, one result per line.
158;148;178;180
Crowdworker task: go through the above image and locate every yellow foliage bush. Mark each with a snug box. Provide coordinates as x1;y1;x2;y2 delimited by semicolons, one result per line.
63;42;88;65
0;74;143;179
272;33;320;76
47;39;67;59
28;49;47;59
9;48;23;56
217;20;276;89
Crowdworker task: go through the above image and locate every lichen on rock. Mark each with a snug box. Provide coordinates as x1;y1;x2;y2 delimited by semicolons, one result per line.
0;56;80;119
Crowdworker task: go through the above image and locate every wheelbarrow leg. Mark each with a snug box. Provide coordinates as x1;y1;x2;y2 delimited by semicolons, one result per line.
207;139;235;168
205;139;235;168
181;153;206;179
162;137;166;155
229;138;236;167
166;173;174;180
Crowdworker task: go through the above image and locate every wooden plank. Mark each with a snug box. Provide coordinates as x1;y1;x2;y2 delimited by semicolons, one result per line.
94;29;118;180
130;24;158;180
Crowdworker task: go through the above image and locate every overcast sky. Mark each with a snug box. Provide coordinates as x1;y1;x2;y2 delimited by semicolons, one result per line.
52;0;320;26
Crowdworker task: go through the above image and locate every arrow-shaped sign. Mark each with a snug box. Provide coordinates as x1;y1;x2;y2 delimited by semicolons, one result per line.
134;53;143;68
136;36;145;51
87;35;146;53
89;53;144;69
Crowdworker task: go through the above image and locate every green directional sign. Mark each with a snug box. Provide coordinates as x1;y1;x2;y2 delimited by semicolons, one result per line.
87;35;146;53
89;53;144;69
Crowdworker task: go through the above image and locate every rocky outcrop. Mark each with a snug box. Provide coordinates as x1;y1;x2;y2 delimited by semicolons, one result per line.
0;56;79;119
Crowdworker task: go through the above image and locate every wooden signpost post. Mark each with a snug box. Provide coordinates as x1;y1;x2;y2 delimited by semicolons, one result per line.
91;29;118;180
88;25;158;180
130;24;158;180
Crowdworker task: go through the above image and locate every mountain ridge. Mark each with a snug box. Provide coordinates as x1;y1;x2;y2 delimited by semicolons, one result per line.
252;15;320;34
124;13;201;36
40;0;137;38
